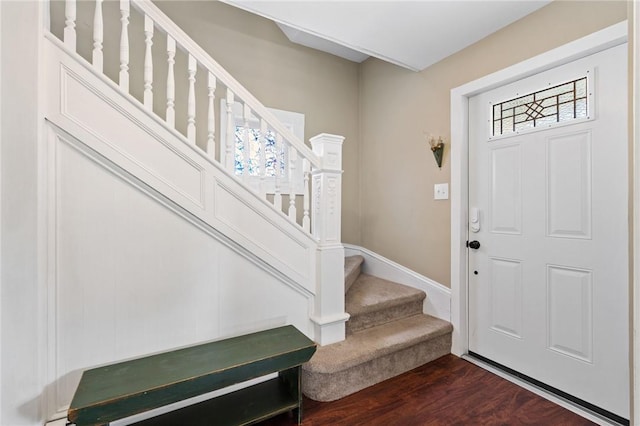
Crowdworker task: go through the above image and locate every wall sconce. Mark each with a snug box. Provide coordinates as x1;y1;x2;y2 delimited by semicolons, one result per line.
428;136;445;168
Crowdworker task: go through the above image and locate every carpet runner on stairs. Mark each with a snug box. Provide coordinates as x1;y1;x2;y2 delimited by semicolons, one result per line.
302;255;453;402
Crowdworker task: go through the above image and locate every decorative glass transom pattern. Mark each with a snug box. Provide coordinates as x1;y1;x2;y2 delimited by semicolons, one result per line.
492;76;588;137
234;126;285;177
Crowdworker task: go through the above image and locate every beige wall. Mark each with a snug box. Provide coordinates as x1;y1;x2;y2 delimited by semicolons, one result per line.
152;0;362;245
359;1;628;287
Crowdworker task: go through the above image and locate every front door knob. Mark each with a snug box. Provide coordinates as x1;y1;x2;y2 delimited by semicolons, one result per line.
468;240;481;249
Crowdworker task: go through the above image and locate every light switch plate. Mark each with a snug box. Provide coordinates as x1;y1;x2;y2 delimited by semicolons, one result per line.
434;183;449;200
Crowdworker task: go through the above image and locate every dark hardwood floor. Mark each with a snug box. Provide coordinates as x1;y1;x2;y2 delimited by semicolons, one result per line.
263;355;594;426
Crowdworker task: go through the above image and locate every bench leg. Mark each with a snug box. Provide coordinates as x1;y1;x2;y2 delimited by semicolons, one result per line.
279;366;303;424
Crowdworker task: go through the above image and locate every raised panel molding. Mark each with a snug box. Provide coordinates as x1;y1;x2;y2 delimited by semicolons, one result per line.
46;125;315;416
59;62;206;208
546;264;593;362
213;180;313;288
490;144;522;235
546;130;592;239
43;36;315;293
488;257;523;339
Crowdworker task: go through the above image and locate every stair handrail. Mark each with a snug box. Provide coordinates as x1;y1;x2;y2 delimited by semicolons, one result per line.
130;0;320;169
51;0;349;345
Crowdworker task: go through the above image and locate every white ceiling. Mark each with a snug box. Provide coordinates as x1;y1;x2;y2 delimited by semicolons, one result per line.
222;1;551;71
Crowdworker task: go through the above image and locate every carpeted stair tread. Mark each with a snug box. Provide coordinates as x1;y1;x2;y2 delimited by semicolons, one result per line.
344;255;364;294
304;314;452;374
346;273;425;317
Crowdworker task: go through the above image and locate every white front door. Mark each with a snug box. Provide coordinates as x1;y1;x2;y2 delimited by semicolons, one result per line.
468;43;628;419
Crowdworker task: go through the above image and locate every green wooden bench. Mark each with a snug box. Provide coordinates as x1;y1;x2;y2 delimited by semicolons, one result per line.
67;325;316;426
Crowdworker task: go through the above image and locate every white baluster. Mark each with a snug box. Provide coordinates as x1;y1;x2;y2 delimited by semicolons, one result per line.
288;146;297;221
119;0;130;91
92;0;104;71
302;158;310;232
143;15;154;110
166;36;176;127
274;133;283;212
187;54;197;144
225;90;235;172
64;0;77;49
207;73;216;158
259;119;268;197
242;104;252;183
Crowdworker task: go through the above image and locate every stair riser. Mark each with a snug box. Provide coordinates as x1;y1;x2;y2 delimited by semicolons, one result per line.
344;257;364;294
347;300;424;335
302;334;452;402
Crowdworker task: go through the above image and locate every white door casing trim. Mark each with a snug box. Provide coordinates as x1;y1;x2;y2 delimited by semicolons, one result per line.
633;3;639;425
450;20;627;358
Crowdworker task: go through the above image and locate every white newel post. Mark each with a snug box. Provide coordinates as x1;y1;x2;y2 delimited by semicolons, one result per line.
310;133;349;345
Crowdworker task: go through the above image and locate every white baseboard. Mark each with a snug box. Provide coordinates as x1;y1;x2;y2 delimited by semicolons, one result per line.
343;244;451;322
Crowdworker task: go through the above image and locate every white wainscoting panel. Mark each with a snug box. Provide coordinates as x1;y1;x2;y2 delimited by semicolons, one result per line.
43;34;316;300
47;126;313;417
213;180;313;290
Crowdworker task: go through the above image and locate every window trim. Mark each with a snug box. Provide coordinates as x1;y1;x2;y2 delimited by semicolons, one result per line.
487;68;595;141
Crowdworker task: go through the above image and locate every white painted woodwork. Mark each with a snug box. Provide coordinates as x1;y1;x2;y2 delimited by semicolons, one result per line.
288;146;297;220
128;0;319;170
273;133;283;212
43;36;317;290
92;0;103;72
47;126;312;416
143;14;153;110
468;44;628;418
187;54;197;143
165;35;175;127
302;158;310;232
40;36;350;414
1;2;46;424
311;134;344;245
310;134;347;344
634;6;640;426
343;244;451;322
118;0;129;91
225;90;235;171
64;0;76;49
207;72;216;158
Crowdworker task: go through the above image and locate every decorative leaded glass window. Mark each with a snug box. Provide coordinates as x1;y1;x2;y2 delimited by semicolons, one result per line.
233;127;285;177
492;76;589;137
220;103;305;194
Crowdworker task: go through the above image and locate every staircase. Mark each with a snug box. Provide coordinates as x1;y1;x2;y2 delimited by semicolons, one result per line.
33;0;453;421
303;256;453;401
